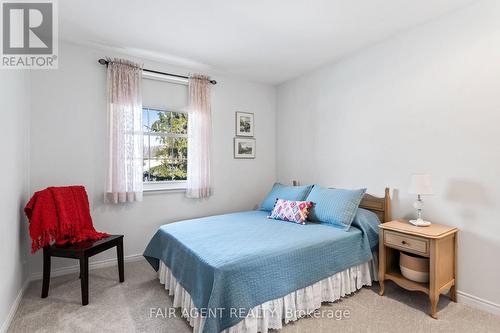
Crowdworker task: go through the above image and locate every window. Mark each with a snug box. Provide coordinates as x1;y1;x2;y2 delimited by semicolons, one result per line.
142;107;188;191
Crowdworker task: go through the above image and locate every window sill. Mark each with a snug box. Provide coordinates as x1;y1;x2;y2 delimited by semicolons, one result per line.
143;181;187;193
143;187;186;194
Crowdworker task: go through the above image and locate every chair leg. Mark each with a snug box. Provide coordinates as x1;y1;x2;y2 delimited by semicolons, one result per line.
41;247;51;298
79;255;89;305
117;238;124;282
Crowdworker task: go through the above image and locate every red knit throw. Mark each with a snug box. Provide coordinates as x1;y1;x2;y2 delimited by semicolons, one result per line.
24;186;109;253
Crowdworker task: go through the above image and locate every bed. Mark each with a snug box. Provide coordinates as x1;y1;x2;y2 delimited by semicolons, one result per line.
144;188;391;333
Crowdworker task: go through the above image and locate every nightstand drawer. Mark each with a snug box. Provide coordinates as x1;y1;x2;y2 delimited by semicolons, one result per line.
384;231;429;255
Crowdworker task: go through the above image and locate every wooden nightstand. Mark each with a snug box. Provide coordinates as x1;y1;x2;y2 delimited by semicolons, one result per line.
378;220;458;319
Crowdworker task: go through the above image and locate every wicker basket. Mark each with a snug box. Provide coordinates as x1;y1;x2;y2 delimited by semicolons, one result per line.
399;251;429;283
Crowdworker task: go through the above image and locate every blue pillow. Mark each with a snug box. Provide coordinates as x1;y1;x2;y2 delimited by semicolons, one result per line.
306;185;366;230
351;208;381;250
260;183;314;211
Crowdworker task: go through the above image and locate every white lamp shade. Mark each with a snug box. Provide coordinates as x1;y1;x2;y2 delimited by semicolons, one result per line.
409;174;433;195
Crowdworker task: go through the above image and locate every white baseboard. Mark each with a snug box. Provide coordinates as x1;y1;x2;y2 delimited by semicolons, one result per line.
30;253;144;281
0;278;30;333
457;290;500;316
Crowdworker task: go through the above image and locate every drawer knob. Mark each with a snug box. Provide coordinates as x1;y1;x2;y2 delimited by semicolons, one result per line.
401;240;407;245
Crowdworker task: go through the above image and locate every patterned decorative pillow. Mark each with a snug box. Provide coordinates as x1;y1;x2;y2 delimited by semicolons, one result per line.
268;199;313;225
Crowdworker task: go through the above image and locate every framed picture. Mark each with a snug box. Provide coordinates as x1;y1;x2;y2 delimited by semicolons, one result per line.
234;138;256;159
235;112;254;137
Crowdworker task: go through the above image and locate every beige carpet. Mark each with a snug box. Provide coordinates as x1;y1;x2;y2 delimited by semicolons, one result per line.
7;260;500;333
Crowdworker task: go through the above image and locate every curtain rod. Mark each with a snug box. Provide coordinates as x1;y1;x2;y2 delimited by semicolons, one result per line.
97;58;217;85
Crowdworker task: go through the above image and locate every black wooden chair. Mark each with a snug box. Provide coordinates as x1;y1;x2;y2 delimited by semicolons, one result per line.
41;235;124;305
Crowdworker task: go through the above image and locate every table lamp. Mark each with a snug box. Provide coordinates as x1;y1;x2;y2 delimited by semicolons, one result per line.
409;174;433;227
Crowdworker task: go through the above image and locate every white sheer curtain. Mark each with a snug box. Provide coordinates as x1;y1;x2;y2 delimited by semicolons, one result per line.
105;58;144;203
186;74;212;198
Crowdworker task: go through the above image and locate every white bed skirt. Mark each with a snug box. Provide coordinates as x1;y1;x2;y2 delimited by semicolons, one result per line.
158;256;378;333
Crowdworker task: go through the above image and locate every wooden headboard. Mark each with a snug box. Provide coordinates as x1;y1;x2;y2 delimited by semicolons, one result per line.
359;187;392;223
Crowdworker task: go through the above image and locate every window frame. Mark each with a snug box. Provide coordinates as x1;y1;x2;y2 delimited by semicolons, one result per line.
142;107;188;192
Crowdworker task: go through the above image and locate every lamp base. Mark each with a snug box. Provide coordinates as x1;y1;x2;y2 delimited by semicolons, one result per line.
409;219;431;227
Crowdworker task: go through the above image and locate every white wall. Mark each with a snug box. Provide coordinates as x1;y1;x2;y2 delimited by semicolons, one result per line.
0;71;31;332
29;42;276;274
276;0;500;309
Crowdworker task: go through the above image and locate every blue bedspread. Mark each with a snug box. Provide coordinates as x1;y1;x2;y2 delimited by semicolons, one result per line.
144;210;376;333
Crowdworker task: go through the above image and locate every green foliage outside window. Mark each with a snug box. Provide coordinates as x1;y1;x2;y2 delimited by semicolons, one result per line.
144;109;188;182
